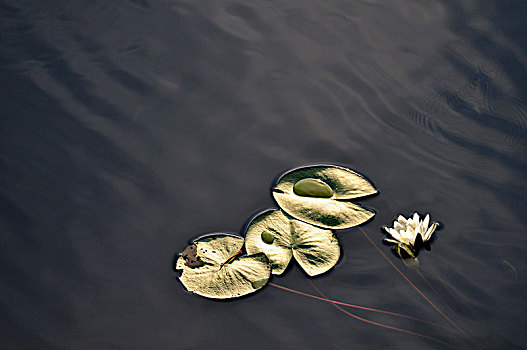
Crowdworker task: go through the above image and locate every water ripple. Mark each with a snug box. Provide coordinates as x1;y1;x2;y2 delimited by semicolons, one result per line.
409;56;527;161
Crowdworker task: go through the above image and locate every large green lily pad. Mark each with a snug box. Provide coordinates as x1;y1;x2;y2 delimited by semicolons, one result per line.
272;165;377;229
244;209;340;276
175;234;271;299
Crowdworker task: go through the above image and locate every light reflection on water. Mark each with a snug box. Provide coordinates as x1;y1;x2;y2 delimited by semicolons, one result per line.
1;1;526;349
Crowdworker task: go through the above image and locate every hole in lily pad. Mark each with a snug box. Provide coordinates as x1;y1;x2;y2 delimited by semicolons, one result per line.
261;231;275;244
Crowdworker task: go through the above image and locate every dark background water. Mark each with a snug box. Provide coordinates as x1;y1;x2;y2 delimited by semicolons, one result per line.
1;1;526;349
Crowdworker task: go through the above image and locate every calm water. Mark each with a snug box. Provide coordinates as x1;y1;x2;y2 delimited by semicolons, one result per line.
1;1;526;349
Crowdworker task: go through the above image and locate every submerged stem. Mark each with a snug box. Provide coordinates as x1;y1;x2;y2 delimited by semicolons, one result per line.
306;279;454;332
358;226;485;349
269;282;456;348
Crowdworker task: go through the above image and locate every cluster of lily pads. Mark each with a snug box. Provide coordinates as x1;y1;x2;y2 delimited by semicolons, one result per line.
175;165;438;299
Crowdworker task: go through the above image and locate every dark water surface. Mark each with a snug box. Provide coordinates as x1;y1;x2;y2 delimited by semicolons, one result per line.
1;1;527;349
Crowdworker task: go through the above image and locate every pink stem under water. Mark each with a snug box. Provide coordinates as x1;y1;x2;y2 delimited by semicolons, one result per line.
358;226;482;349
269;282;456;348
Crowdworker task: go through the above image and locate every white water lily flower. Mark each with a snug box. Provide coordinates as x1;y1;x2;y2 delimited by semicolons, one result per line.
383;213;438;259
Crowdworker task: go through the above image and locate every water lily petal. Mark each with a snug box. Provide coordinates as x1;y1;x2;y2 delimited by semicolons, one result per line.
384;238;400;245
401;226;411;241
422;214;430;232
393;221;404;231
423;222;438;241
387;227;402;241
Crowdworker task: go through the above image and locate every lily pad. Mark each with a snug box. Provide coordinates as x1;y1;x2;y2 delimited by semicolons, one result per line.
175;234;271;299
244;209;340;276
272;165;377;229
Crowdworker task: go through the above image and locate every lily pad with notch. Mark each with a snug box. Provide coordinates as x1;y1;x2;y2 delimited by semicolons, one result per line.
272;165;378;229
244;209;340;276
175;233;271;299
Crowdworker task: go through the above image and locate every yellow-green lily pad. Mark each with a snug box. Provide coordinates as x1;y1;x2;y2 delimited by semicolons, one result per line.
175;234;271;299
272;165;377;229
244;209;340;276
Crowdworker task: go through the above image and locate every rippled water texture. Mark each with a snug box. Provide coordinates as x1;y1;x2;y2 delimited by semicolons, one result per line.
1;1;526;349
